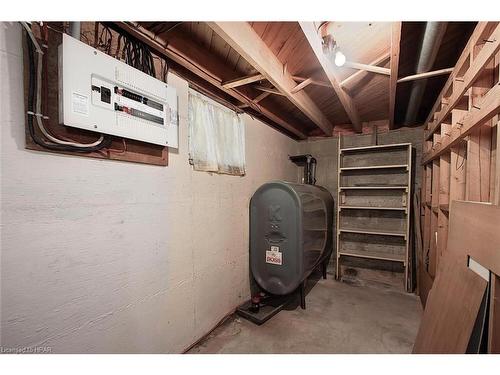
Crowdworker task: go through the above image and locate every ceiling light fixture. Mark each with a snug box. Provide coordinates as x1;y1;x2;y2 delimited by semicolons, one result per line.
318;21;346;67
334;50;346;67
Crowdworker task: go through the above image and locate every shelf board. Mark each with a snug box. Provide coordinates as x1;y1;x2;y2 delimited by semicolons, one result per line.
340;164;409;171
340;143;411;153
304;228;327;231
339;205;407;212
339;186;408;190
339;228;407;239
338;250;405;263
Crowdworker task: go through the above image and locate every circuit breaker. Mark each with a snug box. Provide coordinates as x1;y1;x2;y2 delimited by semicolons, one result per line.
58;34;178;148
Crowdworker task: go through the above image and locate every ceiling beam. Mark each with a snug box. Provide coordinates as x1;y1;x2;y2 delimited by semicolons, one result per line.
299;21;362;132
113;22;307;139
221;73;265;89
207;22;334;136
340;51;391;88
389;22;402;130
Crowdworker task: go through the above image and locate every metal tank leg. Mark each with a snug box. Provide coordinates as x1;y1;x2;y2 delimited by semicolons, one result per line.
322;261;327;280
300;281;306;310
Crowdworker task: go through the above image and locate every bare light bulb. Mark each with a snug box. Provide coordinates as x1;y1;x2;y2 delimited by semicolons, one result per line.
334;50;346;67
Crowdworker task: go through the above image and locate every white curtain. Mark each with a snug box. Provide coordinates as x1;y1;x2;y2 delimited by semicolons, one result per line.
188;89;246;176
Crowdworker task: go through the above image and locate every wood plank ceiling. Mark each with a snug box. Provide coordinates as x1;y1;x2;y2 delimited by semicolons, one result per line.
115;21;477;140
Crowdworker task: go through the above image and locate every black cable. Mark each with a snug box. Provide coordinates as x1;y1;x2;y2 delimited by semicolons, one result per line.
26;29;112;153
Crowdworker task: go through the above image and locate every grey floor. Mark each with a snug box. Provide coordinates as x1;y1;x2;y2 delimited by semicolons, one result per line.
189;268;422;354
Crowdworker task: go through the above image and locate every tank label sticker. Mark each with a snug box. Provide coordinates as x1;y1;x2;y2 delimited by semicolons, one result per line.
266;246;282;265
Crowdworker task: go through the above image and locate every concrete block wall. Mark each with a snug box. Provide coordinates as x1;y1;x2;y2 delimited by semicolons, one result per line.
0;22;298;353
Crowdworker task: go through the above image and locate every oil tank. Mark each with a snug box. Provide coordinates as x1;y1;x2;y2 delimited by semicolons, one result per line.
250;181;334;295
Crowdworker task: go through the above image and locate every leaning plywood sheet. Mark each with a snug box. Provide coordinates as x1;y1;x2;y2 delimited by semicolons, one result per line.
412;253;487;353
447;201;500;276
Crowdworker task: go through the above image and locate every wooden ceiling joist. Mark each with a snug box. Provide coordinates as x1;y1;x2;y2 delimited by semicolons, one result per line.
389;22;402;130
299;21;362;132
207;22;334;136
114;22;307;139
221;73;265;89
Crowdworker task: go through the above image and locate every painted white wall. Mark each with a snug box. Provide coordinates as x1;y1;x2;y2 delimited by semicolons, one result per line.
0;22;298;353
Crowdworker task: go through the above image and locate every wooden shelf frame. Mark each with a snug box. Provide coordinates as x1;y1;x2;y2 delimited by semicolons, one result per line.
339;186;409;190
339;205;408;212
339;251;406;263
340;164;409;171
336;142;412;291
339;228;407;238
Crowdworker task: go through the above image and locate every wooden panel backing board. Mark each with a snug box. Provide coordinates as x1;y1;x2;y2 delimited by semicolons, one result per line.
22;23;168;166
413;200;500;353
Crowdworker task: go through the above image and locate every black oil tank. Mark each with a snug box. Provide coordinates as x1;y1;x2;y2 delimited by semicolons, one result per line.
250;181;334;295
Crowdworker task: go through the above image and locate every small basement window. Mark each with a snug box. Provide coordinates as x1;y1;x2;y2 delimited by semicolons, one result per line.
188;89;246;176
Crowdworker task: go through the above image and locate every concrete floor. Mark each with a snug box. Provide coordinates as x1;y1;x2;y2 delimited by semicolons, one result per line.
189;268;422;354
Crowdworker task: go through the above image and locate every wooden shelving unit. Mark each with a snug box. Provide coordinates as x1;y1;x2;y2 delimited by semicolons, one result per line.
336;142;412;291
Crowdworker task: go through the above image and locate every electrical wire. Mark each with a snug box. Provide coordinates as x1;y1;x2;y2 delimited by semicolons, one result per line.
23;22;111;153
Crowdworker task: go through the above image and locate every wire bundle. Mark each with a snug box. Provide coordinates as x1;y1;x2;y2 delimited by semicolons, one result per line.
120;35;157;77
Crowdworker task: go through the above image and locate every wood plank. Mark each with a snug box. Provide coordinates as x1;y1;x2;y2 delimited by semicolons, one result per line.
495;118;500;205
291;77;313;93
397;67;454;83
412;253;488;353
489;275;500;353
293;76;331;88
340;51;391;88
343;61;391;75
389;22;402;130
466;130;482;201
207;22;334;135
238;91;271;109
450;145;466;203
429;158;440;276
437;125;450;264
425;23;500;140
299;22;362;132
113;22;307;139
254;85;285;96
221;73;264;89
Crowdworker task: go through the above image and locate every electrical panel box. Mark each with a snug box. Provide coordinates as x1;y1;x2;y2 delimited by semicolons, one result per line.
58;34;178;148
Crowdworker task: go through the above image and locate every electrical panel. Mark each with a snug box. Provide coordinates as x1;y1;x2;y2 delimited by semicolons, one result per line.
58;34;178;148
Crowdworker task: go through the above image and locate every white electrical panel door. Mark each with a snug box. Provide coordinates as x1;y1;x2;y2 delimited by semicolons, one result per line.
59;34;178;148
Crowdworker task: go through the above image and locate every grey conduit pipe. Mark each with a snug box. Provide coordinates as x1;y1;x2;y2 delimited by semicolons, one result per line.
68;22;81;40
404;22;447;126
